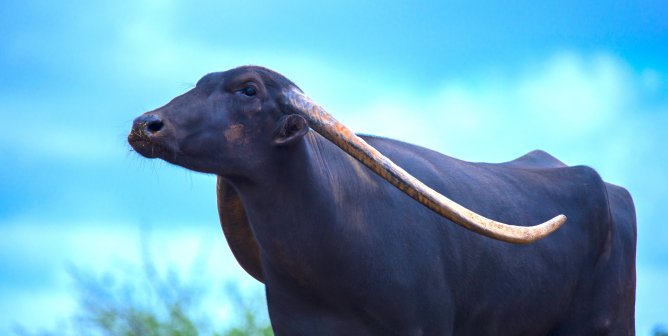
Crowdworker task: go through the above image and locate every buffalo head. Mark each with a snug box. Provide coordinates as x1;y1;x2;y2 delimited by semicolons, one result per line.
128;66;309;177
129;65;566;243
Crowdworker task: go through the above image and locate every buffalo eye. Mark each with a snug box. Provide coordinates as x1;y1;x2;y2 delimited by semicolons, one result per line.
239;86;257;97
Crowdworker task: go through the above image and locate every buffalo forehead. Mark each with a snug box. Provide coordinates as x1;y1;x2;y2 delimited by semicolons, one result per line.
196;72;225;87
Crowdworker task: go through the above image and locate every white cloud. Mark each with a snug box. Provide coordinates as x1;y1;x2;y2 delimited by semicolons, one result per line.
341;52;642;160
514;53;631;132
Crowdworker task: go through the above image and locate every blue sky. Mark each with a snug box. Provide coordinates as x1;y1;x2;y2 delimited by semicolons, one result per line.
1;0;667;334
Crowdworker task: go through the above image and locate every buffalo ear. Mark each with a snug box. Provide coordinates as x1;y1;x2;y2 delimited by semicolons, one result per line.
272;114;309;146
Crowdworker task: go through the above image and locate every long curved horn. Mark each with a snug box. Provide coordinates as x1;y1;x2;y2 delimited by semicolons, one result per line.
283;88;566;244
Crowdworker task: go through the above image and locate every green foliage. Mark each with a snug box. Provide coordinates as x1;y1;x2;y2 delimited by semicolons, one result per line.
15;237;272;336
221;284;274;336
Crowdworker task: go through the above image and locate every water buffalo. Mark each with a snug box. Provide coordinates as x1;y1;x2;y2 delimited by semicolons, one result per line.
128;66;636;335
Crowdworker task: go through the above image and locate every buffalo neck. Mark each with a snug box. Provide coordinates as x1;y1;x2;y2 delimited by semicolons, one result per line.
226;132;347;275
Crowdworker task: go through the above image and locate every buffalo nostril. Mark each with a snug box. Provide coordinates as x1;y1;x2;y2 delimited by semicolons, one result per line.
146;119;164;133
132;114;165;137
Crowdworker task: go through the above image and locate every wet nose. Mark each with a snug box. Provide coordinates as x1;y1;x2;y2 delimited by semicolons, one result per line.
133;113;164;136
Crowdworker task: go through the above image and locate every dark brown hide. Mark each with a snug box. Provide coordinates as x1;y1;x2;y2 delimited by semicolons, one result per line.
217;177;264;282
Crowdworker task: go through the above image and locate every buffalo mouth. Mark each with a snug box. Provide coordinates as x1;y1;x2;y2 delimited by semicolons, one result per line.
127;131;173;159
